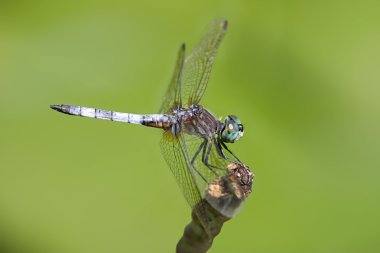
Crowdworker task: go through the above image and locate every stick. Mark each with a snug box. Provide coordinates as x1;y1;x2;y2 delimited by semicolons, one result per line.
176;163;254;253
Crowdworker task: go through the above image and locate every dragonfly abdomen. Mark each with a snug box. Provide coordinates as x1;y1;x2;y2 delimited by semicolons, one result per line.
50;104;173;129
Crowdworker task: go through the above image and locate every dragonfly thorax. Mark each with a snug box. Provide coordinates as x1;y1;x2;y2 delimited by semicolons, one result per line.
170;104;221;139
220;115;244;143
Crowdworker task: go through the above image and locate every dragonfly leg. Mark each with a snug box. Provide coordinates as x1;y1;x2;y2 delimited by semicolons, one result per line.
190;140;206;165
220;141;241;162
201;142;224;175
214;141;240;165
190;140;208;183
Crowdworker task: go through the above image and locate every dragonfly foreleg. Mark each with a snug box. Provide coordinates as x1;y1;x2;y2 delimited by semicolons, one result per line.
214;141;239;165
220;141;241;162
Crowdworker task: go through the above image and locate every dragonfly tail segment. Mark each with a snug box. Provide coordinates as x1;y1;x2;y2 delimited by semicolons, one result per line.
50;104;173;129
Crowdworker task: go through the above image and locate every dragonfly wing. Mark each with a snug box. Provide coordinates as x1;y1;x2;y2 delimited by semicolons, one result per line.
161;130;231;233
160;130;202;209
159;44;186;114
161;131;230;232
161;131;229;206
181;19;228;107
182;134;229;189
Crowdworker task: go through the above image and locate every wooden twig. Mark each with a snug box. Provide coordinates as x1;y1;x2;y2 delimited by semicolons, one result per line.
176;163;254;253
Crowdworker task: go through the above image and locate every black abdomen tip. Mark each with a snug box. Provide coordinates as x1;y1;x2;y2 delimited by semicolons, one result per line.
50;104;72;115
223;20;228;30
50;104;62;111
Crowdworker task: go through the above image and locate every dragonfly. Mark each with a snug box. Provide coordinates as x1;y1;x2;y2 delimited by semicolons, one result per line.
51;19;247;232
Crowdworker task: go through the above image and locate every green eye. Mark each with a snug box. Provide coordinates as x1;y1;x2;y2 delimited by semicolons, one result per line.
221;115;244;143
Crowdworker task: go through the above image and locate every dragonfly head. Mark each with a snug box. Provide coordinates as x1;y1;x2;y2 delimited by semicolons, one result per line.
221;115;244;143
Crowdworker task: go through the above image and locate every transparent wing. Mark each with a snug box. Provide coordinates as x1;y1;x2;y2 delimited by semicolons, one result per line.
160;131;228;203
181;134;228;193
160;130;202;209
159;44;186;114
160;130;229;233
161;130;229;206
181;19;228;107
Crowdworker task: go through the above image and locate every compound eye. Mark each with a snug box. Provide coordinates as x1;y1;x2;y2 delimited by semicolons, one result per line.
238;124;244;132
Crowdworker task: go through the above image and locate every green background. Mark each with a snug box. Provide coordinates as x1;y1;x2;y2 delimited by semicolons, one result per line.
1;1;379;252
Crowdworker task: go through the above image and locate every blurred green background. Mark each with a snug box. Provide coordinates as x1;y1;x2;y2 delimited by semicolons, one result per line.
1;0;379;252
